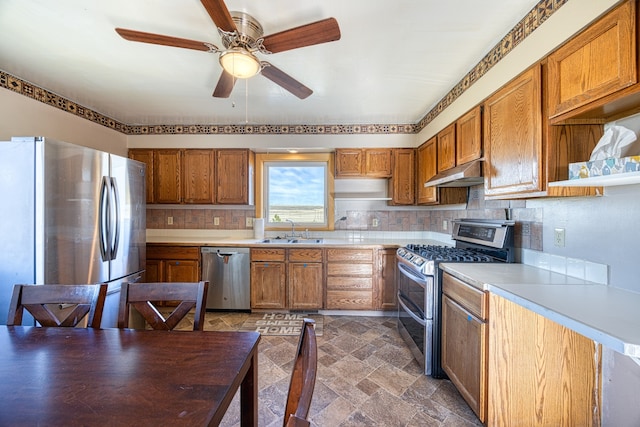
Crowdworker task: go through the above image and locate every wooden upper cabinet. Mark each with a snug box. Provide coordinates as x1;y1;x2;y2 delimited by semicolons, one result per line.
154;149;182;204
364;149;392;177
456;106;483;165
388;148;415;205
437;124;456;172
548;0;636;119
484;65;543;197
335;148;392;177
335;149;363;177
128;149;154;204
416;137;438;205
216;149;254;205
182;149;215;204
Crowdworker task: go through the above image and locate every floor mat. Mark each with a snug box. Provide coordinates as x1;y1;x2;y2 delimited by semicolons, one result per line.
239;312;323;336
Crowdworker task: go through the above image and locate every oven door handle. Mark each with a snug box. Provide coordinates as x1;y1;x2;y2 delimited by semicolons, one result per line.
398;263;428;288
398;291;426;324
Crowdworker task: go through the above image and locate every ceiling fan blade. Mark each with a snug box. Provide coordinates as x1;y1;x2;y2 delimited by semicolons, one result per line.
115;28;214;52
212;71;236;98
200;0;236;33
261;64;313;99
262;18;340;53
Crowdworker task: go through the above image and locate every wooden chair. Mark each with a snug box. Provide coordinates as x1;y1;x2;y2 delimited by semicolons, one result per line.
7;283;108;328
283;318;318;427
117;281;209;331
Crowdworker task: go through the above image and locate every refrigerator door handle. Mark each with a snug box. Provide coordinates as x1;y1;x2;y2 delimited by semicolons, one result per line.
110;177;120;261
99;176;110;261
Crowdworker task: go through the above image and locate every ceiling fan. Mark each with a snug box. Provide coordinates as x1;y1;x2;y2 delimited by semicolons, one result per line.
115;0;341;99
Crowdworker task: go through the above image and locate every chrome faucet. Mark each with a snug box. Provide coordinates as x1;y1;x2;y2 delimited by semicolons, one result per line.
285;219;296;238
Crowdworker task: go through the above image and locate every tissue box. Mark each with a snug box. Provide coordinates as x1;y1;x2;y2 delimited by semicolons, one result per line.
569;156;640;179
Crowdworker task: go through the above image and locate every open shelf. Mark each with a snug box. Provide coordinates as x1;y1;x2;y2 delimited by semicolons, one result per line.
549;171;640;187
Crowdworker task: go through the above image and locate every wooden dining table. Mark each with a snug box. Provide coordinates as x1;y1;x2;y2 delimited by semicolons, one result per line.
0;326;261;426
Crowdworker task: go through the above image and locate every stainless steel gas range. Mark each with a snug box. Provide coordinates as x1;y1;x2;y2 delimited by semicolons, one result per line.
396;218;515;377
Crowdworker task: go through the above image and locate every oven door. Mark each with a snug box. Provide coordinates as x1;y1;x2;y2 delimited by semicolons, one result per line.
397;262;434;375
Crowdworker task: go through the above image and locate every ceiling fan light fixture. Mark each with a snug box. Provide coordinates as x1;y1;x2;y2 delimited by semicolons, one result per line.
219;48;261;79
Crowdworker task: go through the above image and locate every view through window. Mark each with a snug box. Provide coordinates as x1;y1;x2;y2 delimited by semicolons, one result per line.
265;161;327;228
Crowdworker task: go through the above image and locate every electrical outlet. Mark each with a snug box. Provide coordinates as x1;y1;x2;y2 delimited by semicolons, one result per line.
167;216;173;225
246;217;253;227
214;217;220;226
554;228;565;247
442;220;447;231
372;218;379;227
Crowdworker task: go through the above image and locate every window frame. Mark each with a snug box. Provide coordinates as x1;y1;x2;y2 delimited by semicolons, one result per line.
255;153;335;232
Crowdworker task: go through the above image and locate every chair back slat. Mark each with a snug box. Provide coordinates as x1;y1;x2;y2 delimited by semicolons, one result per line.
283;318;317;427
118;281;208;331
7;284;108;328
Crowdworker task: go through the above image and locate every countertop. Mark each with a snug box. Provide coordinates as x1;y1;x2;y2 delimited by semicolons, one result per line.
440;263;640;358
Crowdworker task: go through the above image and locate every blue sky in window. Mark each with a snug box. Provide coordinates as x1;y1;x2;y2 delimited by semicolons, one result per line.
269;166;324;205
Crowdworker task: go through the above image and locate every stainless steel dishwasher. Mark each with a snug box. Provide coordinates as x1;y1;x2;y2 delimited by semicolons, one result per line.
201;247;250;311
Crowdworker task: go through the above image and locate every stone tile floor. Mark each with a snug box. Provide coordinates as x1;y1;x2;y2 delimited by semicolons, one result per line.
183;311;482;427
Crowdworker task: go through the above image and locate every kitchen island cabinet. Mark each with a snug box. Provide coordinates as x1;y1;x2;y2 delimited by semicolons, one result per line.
488;293;601;426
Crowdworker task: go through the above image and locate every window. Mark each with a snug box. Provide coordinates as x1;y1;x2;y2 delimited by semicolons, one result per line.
256;153;334;231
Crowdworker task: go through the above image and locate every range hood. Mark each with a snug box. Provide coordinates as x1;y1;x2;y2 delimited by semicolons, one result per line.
423;159;484;188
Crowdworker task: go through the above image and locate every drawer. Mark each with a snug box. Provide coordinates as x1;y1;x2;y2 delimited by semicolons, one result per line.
326;248;374;262
327;277;373;290
326;290;373;310
442;272;487;320
250;248;286;262
326;263;373;276
147;245;199;260
288;248;323;262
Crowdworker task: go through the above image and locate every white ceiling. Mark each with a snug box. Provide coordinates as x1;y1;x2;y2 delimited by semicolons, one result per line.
0;0;540;127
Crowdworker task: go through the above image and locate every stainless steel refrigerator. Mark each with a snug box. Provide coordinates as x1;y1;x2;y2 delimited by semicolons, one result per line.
0;137;146;327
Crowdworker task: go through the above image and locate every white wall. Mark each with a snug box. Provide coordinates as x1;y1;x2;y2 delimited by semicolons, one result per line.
0;88;127;155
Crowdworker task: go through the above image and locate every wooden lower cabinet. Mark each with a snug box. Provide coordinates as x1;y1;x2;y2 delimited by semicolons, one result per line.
250;248;323;310
326;248;374;310
441;272;488;422
288;249;323;310
145;245;200;283
250;248;286;309
488;293;601;426
376;248;397;310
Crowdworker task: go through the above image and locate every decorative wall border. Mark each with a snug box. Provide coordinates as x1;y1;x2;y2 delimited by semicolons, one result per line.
0;0;567;136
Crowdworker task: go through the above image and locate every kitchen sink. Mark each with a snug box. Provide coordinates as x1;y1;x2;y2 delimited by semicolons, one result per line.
259;238;324;244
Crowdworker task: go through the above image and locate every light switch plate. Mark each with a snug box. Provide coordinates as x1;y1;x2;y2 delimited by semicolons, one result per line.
246;217;253;227
554;228;565;247
214;217;220;226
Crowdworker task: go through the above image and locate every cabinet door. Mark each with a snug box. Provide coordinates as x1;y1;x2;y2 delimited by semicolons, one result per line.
144;259;161;282
288;262;323;310
416;137;438;204
335;149;363;177
164;260;199;282
154;149;182;203
456;106;482;165
547;0;636;118
442;295;486;422
250;262;286;309
216;149;253;204
128;149;154;204
376;248;397;310
437;123;456;172
364;149;392;177
388;148;415;205
488;294;601;426
183;149;215;204
484;65;543;197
